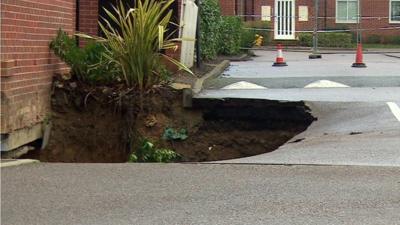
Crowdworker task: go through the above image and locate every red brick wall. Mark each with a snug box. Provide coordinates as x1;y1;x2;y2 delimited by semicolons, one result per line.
1;0;75;134
219;0;400;40
220;0;236;15
321;0;400;40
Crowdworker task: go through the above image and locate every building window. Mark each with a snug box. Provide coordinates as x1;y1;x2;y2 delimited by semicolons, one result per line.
336;0;358;23
390;0;400;23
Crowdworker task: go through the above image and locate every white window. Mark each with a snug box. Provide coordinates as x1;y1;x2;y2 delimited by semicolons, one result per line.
390;0;400;23
261;6;271;21
336;0;359;23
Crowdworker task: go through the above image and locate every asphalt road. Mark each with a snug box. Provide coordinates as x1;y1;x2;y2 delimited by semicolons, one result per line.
2;163;400;225
204;51;400;89
218;51;400;79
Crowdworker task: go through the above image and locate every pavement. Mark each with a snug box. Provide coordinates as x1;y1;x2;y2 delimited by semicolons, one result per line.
2;163;400;225
197;50;400;167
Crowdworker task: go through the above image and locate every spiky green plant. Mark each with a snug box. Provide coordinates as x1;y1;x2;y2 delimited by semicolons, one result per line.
78;0;191;90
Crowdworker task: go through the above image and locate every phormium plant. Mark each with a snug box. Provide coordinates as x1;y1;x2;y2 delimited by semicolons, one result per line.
78;0;192;90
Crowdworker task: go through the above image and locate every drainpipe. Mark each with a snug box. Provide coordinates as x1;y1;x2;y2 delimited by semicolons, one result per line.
76;0;80;45
252;0;255;21
244;0;247;21
195;0;201;68
324;0;327;29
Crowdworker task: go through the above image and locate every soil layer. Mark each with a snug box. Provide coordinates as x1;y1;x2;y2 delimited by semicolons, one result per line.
21;80;314;162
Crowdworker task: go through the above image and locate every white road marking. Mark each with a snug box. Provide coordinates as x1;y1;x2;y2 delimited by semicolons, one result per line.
387;102;400;122
304;80;350;88
222;81;267;90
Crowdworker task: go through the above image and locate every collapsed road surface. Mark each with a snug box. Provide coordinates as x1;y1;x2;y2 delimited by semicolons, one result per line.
196;51;400;167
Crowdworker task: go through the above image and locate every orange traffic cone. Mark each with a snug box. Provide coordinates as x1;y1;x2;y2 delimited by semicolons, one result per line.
273;44;287;67
352;43;367;68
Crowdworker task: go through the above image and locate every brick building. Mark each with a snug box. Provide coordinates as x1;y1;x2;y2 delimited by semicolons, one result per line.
1;0;75;151
0;0;182;152
219;0;400;40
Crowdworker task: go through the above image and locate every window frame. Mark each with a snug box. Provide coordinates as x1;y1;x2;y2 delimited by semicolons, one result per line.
389;0;400;24
336;0;359;24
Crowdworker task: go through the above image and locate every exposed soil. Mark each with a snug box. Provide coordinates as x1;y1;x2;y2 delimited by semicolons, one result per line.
21;78;315;163
174;99;314;162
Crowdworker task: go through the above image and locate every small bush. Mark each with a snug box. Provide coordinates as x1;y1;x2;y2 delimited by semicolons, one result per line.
298;33;353;48
129;139;179;163
241;28;256;48
219;16;242;55
384;36;400;45
50;29;118;84
199;0;222;60
366;34;381;44
242;21;272;46
298;33;313;47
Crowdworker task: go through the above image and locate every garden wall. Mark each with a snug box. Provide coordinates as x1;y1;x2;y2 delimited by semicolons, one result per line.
1;0;75;137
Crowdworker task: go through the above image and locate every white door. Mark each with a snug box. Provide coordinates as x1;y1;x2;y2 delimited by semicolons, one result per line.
274;0;296;40
179;0;198;68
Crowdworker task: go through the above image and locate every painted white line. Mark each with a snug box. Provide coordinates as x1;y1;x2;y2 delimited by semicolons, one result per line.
304;80;350;88
387;102;400;122
222;81;267;90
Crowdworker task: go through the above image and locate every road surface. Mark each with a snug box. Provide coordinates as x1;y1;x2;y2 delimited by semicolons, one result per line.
2;163;400;225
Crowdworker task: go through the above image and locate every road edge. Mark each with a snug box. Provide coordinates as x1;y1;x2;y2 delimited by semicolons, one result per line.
1;159;39;168
193;60;230;94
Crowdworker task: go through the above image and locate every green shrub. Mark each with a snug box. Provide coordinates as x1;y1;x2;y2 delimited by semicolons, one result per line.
298;33;353;48
129;139;179;163
242;21;272;46
240;28;256;48
79;0;191;90
298;33;313;47
366;34;381;44
50;29;118;84
199;0;222;60
384;36;400;45
219;16;242;55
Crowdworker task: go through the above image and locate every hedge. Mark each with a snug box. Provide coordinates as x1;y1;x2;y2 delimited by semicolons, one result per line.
199;0;222;60
219;16;242;55
298;33;353;48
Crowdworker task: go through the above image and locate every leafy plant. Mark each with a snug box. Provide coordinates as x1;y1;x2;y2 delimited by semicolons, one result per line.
78;0;191;90
50;29;118;84
162;127;188;141
219;16;242;55
129;139;179;163
366;34;381;44
242;21;272;46
384;36;400;45
298;33;353;48
240;28;256;48
199;0;222;60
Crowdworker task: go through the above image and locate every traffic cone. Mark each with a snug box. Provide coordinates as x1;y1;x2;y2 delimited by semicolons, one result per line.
352;43;367;68
273;44;287;67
